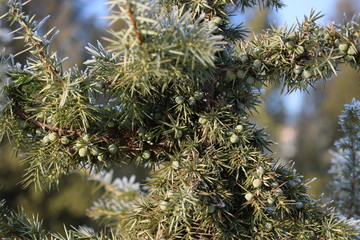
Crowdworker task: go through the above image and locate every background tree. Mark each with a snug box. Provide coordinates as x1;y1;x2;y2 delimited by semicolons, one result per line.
0;0;360;239
328;98;360;219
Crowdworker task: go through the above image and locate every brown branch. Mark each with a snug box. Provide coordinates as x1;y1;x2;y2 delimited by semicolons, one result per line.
12;104;170;152
12;104;80;135
204;72;221;110
11;9;63;85
127;2;143;45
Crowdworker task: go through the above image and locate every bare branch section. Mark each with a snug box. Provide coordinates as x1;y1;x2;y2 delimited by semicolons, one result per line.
127;1;143;45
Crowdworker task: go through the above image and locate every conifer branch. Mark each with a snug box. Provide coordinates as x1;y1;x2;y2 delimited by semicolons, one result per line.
9;6;63;84
2;1;360;238
12;103;169;153
233;11;360;91
13;104;61;133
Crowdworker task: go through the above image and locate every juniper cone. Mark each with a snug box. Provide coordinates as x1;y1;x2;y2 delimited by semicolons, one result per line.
0;0;360;239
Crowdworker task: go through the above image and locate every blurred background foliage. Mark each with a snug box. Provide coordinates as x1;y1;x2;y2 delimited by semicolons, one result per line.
0;0;360;233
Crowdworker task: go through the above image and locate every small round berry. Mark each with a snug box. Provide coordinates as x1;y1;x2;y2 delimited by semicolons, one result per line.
142;150;151;159
208;21;217;29
293;65;303;75
267;197;276;205
108;144;118;154
159;201;168;210
78;147;88;157
236;69;246;78
285;41;295;50
188;97;196;106
172;160;180;169
288;180;297;187
46;116;53;124
42;136;50;144
60;136;69;145
256;166;265;177
225;70;236;81
235;124;244;133
107;121;115;128
35;129;42;136
48;132;58;142
230;134;239;143
198;117;208;125
245;193;253;201
175;96;185;104
295;45;305;55
138;126;146;137
97;153;106;162
264;222;273;231
246;76;255;85
300;80;308;89
240;55;249;64
208;205;215;213
347;45;357;55
252;179;262;188
301;69;311;79
338;43;349;52
274;188;283;196
295;201;304;209
253;59;262;69
194;91;204;101
211;16;223;25
90;146;100;156
254;81;263;89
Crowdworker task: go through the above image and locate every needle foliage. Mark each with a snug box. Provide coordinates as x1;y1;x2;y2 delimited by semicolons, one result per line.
0;0;359;239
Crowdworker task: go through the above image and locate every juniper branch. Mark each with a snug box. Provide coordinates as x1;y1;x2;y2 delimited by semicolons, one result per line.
8;2;63;84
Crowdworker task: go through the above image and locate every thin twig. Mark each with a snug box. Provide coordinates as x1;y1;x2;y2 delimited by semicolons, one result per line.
127;1;143;45
10;9;63;85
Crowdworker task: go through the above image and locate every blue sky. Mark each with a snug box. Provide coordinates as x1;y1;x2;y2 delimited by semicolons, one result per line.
88;0;341;26
276;0;338;25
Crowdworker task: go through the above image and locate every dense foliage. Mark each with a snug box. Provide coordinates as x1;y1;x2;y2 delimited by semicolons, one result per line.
0;0;359;239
